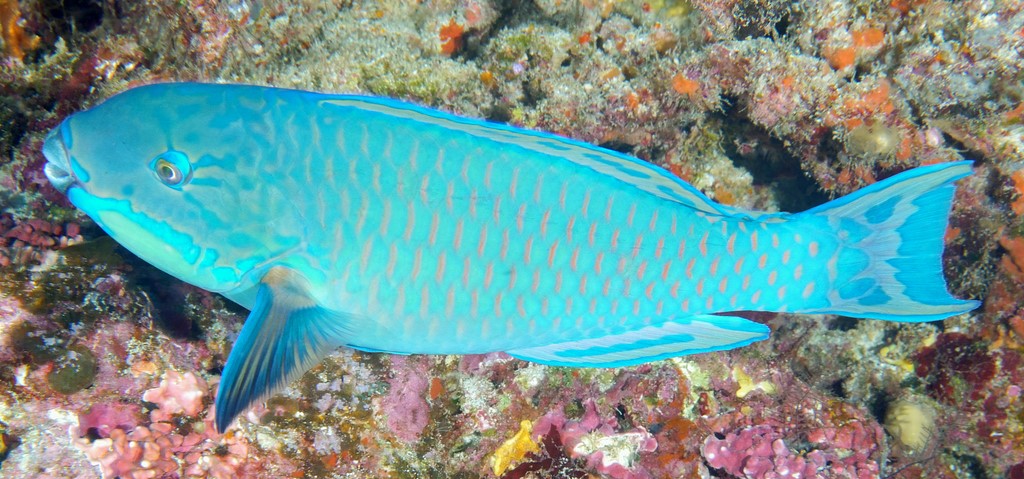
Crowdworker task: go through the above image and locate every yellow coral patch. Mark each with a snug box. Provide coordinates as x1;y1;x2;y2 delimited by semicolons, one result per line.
733;366;776;398
879;346;915;374
492;420;539;476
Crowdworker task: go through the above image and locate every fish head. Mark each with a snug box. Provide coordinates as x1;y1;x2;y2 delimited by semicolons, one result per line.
42;83;304;295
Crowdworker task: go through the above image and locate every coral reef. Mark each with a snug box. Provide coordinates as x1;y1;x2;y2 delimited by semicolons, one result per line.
0;0;1022;478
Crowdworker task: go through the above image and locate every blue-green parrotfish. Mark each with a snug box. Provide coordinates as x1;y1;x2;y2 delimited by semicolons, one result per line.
42;83;979;431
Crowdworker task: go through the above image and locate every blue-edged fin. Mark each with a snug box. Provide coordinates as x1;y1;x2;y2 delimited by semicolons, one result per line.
215;267;353;432
506;315;769;367
802;161;980;321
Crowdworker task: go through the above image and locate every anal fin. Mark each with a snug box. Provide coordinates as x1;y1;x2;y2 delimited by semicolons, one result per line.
215;267;354;431
506;315;769;367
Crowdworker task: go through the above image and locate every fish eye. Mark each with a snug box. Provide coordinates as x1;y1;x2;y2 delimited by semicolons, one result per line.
149;151;193;189
155;159;181;184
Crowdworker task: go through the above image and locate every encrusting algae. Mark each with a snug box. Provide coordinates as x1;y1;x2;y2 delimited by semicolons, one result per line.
491;420;539;476
0;0;38;62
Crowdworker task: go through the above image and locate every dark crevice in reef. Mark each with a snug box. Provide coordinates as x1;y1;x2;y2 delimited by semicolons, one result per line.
718;100;829;213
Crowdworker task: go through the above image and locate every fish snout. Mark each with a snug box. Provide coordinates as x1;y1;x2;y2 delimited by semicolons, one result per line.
42;126;75;193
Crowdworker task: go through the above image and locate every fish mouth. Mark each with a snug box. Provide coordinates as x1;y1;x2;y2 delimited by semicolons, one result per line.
42;125;76;194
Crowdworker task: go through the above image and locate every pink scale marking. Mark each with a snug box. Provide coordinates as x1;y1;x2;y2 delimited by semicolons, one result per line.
419;175;431;204
548;240;561;269
453;219;464;251
411;248;423;281
632;235;644;259
507;265;517;290
501;229;510;260
515;204;527;232
386;243;398;279
428;212;440;246
477;224;488;257
402;201;416;242
434;251;447;284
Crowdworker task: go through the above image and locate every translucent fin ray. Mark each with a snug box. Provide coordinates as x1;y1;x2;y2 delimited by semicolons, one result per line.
802;161;980;321
215;267;353;431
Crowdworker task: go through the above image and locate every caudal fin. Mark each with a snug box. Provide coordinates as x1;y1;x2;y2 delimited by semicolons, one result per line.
802;161;979;322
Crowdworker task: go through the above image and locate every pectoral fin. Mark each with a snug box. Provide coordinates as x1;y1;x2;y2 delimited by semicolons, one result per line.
215;267;354;432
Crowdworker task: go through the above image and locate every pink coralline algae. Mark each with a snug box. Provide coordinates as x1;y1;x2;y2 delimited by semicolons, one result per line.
380;356;430;442
141;370;207;421
704;425;823;479
703;420;882;479
72;369;250;479
528;399;658;479
74;418;248;479
0;213;82;266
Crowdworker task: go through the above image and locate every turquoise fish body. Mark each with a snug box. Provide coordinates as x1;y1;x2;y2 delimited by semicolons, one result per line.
42;83;979;430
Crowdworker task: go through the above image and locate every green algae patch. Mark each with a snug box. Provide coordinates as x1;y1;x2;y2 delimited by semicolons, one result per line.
8;321;63;365
10;236;125;319
46;345;98;394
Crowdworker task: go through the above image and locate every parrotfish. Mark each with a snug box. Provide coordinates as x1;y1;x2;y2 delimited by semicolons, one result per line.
42;83;979;431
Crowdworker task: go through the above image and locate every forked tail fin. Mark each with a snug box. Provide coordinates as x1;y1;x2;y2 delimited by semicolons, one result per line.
801;161;979;322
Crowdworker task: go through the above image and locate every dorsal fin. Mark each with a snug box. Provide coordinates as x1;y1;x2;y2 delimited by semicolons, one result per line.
318;96;735;216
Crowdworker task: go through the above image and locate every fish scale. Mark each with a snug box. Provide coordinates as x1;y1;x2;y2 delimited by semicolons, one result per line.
41;83;979;431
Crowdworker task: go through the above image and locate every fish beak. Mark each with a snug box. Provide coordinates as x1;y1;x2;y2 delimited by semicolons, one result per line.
43;125;75;194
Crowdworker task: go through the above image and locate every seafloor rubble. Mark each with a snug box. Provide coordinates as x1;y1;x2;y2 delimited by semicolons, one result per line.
0;0;1022;478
